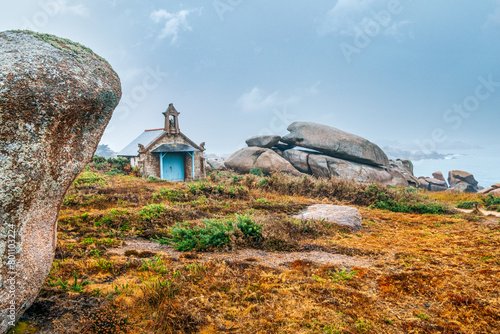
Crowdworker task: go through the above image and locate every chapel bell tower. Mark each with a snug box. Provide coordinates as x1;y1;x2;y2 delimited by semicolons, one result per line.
163;103;180;135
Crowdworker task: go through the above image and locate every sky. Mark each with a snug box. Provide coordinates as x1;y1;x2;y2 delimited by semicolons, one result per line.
1;0;500;158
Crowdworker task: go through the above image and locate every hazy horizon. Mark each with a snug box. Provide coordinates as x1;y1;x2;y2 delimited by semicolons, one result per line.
1;1;499;178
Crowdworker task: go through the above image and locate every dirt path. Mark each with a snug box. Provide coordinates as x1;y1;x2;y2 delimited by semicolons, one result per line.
457;208;500;218
110;239;372;269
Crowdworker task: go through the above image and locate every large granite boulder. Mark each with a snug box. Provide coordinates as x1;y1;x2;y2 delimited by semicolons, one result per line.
224;147;267;172
448;170;478;188
432;171;447;184
417;176;448;192
490;189;500;196
478;183;500;195
281;122;389;167
389;159;419;187
447;183;478;193
283;149;311;174
308;154;408;187
0;31;121;332
206;158;226;170
294;205;363;232
225;147;302;176
245;135;281;148
418;177;430;190
426;178;448;192
479;187;495;195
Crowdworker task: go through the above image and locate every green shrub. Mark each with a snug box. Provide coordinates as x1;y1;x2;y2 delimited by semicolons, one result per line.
249;168;263;176
328;269;359;282
139;204;165;221
147;176;161;183
154;216;263;251
236;215;262;241
107;157;129;169
158;188;185;201
161;220;234;251
138;255;168;274
92;156;106;164
73;171;106;187
230;174;242;185
457;201;477;209
188;184;199;194
482;195;500;211
371;198;446;214
94;209;129;227
106;167;126;176
49;270;92;293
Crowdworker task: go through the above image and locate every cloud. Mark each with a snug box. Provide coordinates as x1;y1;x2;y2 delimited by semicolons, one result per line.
483;0;500;30
34;0;90;17
53;0;90;17
236;87;301;113
306;81;321;95
318;0;411;38
150;8;200;44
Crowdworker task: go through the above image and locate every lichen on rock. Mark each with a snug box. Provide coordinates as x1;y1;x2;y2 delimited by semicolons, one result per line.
0;30;121;333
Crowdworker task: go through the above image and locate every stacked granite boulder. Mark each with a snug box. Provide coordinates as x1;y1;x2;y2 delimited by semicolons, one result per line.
225;122;418;187
418;171;449;192
479;183;500;196
418;170;482;193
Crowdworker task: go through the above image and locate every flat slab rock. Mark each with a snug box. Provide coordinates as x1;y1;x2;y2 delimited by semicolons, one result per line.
294;204;363;232
282;122;389;167
245;135;281;148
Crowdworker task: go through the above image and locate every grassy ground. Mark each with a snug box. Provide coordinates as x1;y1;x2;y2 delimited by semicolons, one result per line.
14;168;500;334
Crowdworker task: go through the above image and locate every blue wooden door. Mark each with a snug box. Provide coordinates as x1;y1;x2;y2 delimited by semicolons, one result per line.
162;153;185;181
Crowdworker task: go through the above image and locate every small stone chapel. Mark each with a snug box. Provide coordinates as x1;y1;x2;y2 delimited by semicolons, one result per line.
118;104;206;181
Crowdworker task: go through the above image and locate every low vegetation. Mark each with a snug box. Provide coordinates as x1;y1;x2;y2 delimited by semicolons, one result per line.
482;194;500;212
17;168;500;333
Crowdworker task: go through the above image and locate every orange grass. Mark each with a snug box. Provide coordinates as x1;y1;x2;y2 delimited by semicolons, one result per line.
21;170;500;333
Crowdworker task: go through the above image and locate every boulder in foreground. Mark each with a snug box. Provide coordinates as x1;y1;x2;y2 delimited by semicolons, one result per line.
294;204;363;232
0;30;121;333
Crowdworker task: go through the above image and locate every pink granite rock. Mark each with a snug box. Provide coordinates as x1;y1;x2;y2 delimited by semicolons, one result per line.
0;31;121;333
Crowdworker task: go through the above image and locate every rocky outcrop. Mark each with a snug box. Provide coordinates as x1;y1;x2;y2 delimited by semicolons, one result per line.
206;158;226;170
432;171;447;184
308;154;408;187
390;159;419;187
282;122;389;167
417;170;483;193
490;189;500;196
448;170;479;188
447;183;478;193
479;183;500;195
225;147;302;176
0;31;121;332
225;122;418;187
245;135;281;148
418;177;448;192
439;170;480;193
427;178;448;192
283;149;311;174
294;205;362;232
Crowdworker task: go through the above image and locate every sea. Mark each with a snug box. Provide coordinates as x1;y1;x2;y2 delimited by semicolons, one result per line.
412;147;499;188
